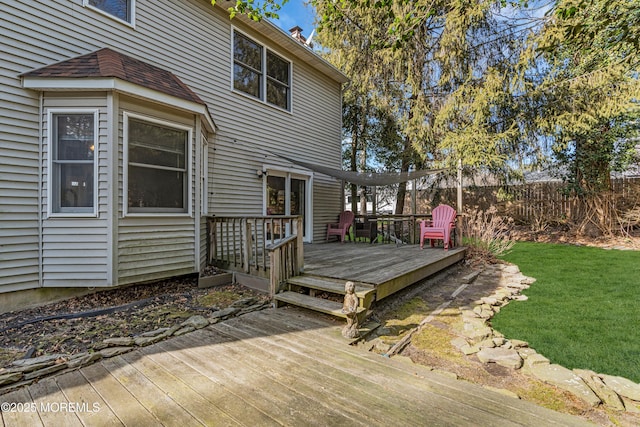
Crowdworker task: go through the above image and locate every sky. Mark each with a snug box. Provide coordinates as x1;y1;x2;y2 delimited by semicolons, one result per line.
270;0;317;40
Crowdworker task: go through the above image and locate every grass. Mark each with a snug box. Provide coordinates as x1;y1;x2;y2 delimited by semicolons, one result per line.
378;298;430;342
492;242;640;383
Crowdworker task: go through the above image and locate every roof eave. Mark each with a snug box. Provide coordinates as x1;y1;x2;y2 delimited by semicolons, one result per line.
22;76;217;133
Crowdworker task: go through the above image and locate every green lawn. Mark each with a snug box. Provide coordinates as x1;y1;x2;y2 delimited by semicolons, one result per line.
492;241;640;383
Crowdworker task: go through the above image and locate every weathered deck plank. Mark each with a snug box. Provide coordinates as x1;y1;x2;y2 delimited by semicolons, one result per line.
200;325;425;427
54;371;123;426
274;291;365;318
2;308;588;426
304;243;465;284
1;388;43;427
137;345;279;426
79;362;158;426
304;244;466;301
27;377;82;427
100;356;204;426
119;351;241;426
207;321;482;426
213;311;515;426
156;333;362;426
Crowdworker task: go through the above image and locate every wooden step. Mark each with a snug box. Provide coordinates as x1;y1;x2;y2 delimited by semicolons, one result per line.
274;291;366;319
287;275;373;294
286;275;376;308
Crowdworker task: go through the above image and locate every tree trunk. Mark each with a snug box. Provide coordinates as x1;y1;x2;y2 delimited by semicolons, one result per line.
359;146;367;215
394;136;412;215
350;105;359;213
573;135;615;237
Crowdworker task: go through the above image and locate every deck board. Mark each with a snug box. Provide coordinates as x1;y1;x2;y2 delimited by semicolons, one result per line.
100;356;204;426
79;363;159;426
27;377;82;427
1;388;42;427
304;243;465;285
119;351;240;426
304;243;466;300
155;333;356;426
54;371;123;426
138;345;278;426
1;308;587;427
216;311;527;425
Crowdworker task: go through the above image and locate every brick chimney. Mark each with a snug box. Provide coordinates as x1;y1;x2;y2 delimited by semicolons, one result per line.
289;26;307;44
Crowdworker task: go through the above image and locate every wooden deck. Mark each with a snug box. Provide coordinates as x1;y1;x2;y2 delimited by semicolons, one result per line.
0;308;587;426
304;243;467;300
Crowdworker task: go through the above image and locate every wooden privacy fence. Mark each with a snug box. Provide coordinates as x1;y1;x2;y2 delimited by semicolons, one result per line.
409;177;640;225
206;216;304;285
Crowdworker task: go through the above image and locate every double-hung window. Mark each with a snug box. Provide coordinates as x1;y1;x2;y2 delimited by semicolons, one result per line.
125;113;191;215
84;0;135;24
50;111;97;215
233;30;291;111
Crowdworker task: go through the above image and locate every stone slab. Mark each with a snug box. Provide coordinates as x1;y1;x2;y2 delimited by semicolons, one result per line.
529;363;601;407
601;374;640;401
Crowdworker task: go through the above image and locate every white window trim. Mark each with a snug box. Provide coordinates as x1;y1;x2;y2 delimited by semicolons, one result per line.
123;111;193;217
201;136;209;216
46;108;99;218
83;0;136;27
262;166;313;242
231;27;293;113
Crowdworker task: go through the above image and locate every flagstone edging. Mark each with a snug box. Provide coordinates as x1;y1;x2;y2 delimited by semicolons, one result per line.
0;297;269;395
455;263;640;413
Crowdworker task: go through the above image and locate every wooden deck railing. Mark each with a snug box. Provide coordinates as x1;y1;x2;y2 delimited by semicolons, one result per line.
353;214;460;246
268;223;304;297
206;215;303;284
353;214;427;245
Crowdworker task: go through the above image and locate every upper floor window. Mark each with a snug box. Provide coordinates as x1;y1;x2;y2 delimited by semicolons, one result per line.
49;111;97;215
233;30;291;111
84;0;135;24
124;113;192;215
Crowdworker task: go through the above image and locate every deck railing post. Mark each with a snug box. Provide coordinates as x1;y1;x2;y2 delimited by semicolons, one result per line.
270;246;281;298
296;218;304;273
243;218;251;273
207;217;214;264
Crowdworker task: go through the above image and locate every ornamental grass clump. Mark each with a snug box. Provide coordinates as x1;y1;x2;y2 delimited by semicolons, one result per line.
460;207;515;259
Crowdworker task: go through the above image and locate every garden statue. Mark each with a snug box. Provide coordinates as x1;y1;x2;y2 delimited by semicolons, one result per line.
341;281;360;338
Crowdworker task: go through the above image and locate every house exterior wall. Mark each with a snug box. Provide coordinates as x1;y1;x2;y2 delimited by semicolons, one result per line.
204;23;344;242
116;96;200;286
40;93;111;287
0;0;345;295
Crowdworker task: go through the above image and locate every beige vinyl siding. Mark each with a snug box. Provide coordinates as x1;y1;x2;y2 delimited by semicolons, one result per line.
1;0;343;293
0;10;42;291
208;24;344;242
116;97;198;285
41;94;110;287
117;220;197;285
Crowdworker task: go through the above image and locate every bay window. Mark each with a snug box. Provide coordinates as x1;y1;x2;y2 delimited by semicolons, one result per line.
125;113;191;214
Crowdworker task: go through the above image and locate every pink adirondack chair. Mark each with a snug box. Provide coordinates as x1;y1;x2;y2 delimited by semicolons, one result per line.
420;205;456;250
326;210;355;243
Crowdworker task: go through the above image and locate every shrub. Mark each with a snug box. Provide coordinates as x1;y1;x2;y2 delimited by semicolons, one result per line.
460;207;515;259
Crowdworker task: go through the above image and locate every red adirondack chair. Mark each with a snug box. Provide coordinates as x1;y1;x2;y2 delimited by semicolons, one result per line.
326;210;355;243
420;205;456;250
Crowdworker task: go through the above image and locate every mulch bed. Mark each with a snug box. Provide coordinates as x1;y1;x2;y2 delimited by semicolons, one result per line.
0;273;267;369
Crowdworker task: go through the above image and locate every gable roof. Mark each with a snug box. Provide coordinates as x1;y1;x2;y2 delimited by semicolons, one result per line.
21;47;205;105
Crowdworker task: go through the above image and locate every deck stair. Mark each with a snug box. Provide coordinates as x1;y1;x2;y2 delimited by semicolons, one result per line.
273;274;376;319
